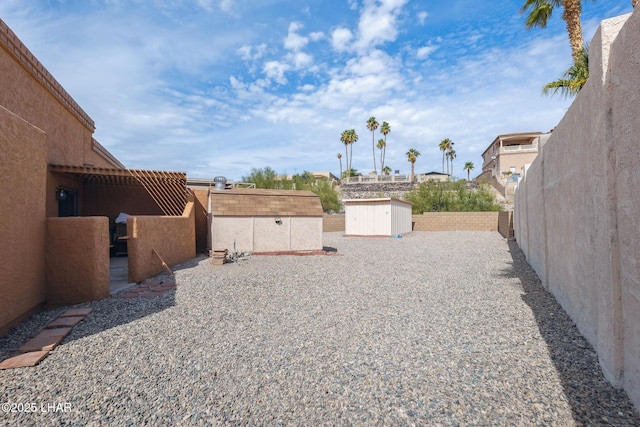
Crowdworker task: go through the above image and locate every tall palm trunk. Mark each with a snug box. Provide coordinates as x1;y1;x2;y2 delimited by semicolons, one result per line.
371;134;377;175
562;0;584;63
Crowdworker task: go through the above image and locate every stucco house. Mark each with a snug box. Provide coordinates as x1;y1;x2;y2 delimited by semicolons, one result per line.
477;131;551;201
0;18;195;335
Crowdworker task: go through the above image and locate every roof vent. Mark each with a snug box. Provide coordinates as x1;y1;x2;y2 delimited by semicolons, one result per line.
213;176;227;190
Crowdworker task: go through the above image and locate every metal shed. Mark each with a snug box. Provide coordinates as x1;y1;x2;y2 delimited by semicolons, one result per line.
344;198;413;236
209;188;323;254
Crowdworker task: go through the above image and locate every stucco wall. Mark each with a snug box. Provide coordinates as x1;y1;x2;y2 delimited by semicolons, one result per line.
0;21;117;171
514;11;640;410
127;200;196;283
45;217;110;305
0;105;47;335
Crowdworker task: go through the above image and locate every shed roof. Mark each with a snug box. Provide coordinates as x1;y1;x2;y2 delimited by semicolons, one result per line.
343;197;412;207
211;188;323;217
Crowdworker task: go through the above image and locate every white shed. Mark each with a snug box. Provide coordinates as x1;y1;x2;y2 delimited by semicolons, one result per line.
344;198;413;236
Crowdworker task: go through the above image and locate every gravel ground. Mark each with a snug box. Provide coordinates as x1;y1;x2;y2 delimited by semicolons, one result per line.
1;231;639;426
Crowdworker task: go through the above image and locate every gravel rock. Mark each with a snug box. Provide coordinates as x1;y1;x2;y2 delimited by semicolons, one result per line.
1;232;638;425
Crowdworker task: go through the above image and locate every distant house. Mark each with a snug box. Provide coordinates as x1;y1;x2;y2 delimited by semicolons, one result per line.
477;131;551;200
416;171;450;183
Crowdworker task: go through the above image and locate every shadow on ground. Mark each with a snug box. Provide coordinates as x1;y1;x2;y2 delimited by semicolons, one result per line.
0;256;208;361
501;239;639;425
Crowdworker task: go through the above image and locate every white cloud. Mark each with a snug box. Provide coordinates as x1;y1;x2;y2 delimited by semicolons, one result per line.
331;27;353;51
309;31;324;41
219;0;235;13
353;0;408;51
263;60;291;85
284;22;309;51
416;44;437;59
417;11;428;25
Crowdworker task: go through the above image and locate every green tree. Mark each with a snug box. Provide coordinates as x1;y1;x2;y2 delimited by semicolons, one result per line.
464;161;475;181
406;148;420;182
543;46;589;97
366;116;379;174
242;167;279;188
342;168;359;179
404;180;503;213
382;165;392;175
380;121;390;174
520;0;586;64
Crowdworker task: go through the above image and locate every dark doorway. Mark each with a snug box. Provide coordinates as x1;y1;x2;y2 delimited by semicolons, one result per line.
57;188;78;217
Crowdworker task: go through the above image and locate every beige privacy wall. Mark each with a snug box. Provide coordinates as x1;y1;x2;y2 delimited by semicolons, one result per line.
514;11;640;411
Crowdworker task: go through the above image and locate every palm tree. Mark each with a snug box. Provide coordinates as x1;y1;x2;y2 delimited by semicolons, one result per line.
464;161;475;181
442;139;454;175
382;165;392;175
406;148;420;182
520;0;585;64
340;129;358;180
366;116;379;175
380;121;390;174
447;149;457;177
439;138;452;174
342;168;358;178
543;46;588;97
340;130;350;178
376;138;386;176
337;153;343;183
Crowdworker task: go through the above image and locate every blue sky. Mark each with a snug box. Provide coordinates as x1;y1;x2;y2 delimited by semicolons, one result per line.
0;1;633;180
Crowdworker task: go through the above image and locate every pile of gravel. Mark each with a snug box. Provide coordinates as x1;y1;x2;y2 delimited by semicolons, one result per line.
1;232;638;425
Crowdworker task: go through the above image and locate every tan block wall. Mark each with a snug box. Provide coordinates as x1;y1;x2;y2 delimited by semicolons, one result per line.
412;212;500;232
0;105;47;335
321;213;513;237
45;217;110;305
514;12;640;410
127;200;196;283
323;214;345;232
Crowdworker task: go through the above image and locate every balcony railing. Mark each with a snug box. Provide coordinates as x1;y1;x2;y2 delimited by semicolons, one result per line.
501;145;537;153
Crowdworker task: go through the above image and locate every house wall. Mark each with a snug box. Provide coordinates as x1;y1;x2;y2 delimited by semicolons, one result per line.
127;199;196;283
0;105;47;335
211;216;323;253
45;217;110;305
514;11;640;411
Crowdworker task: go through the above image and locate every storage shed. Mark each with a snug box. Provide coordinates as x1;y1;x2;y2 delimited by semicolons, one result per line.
210;189;323;253
344;198;413;236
